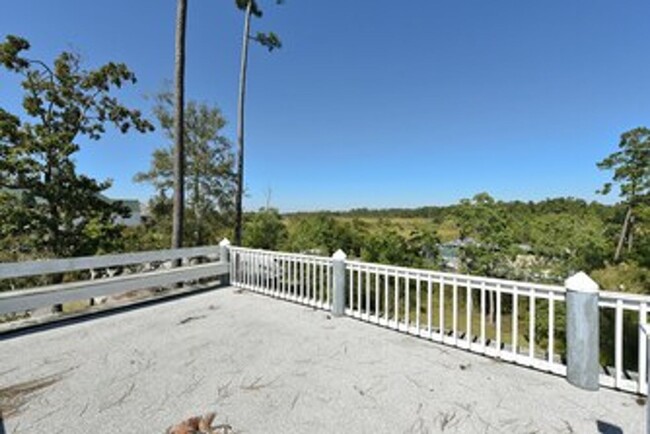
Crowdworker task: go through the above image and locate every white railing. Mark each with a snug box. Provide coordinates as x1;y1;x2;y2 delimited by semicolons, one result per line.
230;247;333;309
228;246;650;396
599;291;650;394
345;260;567;376
0;245;227;317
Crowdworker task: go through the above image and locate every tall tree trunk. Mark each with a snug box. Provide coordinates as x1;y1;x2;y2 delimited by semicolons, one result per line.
614;206;633;262
172;0;187;258
234;1;252;246
194;171;202;247
627;215;634;253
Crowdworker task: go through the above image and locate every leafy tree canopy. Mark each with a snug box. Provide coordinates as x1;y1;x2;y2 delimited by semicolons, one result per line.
135;92;236;247
0;35;153;258
598;127;650;203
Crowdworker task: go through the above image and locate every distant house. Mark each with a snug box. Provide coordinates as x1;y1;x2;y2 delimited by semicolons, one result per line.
112;199;142;227
438;238;477;271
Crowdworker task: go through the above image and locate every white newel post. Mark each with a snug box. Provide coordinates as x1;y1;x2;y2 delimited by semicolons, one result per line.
641;324;650;434
331;249;347;317
219;238;231;286
565;271;600;391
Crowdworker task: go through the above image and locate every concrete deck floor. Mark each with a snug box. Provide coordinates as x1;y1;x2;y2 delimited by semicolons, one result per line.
0;287;644;433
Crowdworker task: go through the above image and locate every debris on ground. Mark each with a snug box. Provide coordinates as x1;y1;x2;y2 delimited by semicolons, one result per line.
165;412;232;434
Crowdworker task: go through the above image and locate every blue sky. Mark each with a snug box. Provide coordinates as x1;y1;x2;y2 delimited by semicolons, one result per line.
1;0;649;212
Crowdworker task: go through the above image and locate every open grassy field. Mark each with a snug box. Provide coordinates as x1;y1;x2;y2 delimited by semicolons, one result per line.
284;214;461;243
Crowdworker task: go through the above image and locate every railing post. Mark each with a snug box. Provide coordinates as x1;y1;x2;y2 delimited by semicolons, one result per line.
219;238;231;286
640;324;650;434
565;271;600;391
331;249;347;317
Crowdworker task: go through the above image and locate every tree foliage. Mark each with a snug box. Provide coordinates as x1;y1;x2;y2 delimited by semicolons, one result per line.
0;35;153;258
598;127;650;260
135;93;235;247
243;208;287;250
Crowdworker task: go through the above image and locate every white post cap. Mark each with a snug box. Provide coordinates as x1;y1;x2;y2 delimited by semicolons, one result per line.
332;249;347;260
565;271;599;293
219;238;231;246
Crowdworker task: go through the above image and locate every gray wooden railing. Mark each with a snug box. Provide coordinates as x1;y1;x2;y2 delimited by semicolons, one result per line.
0;241;231;316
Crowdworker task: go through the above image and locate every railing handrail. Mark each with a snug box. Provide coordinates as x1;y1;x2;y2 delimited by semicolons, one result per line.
346;259;566;294
230;246;566;293
229;246;333;263
600;290;650;304
0;245;221;280
0;261;228;316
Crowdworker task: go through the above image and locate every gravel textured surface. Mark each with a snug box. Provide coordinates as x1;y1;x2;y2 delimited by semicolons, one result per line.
0;287;643;433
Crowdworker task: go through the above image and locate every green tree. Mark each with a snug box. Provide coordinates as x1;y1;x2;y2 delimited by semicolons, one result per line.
406;226;441;268
598;127;650;261
233;0;283;246
0;35;153;259
135;93;236;247
172;0;188;253
457;193;515;277
456;193;515;324
361;227;411;266
243;208;287;250
285;214;363;256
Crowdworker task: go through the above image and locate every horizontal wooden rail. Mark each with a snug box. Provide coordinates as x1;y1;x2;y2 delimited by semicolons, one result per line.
0;261;228;316
0;245;221;280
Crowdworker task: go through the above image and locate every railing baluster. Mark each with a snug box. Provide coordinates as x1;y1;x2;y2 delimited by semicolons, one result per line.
452;278;458;344
513;285;519;357
439;277;445;341
480;281;486;351
416;275;421;332
312;259;317;302
349;267;354;312
496;284;502;356
245;253;249;287
311;261;316;303
529;289;536;364
384;270;389;324
282;257;286;295
318;264;325;307
405;275;410;331
394;272;400;327
366;266;371;318
253;253;258;289
307;259;311;301
375;268;380;320
357;267;362;317
615;299;624;389
466;282;472;347
548;292;555;367
292;257;298;298
252;253;256;289
427;275;432;338
300;260;305;300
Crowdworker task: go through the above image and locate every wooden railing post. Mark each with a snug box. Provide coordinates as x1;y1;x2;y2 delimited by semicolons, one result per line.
565;271;600;391
331;249;347;317
219;238;231;286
